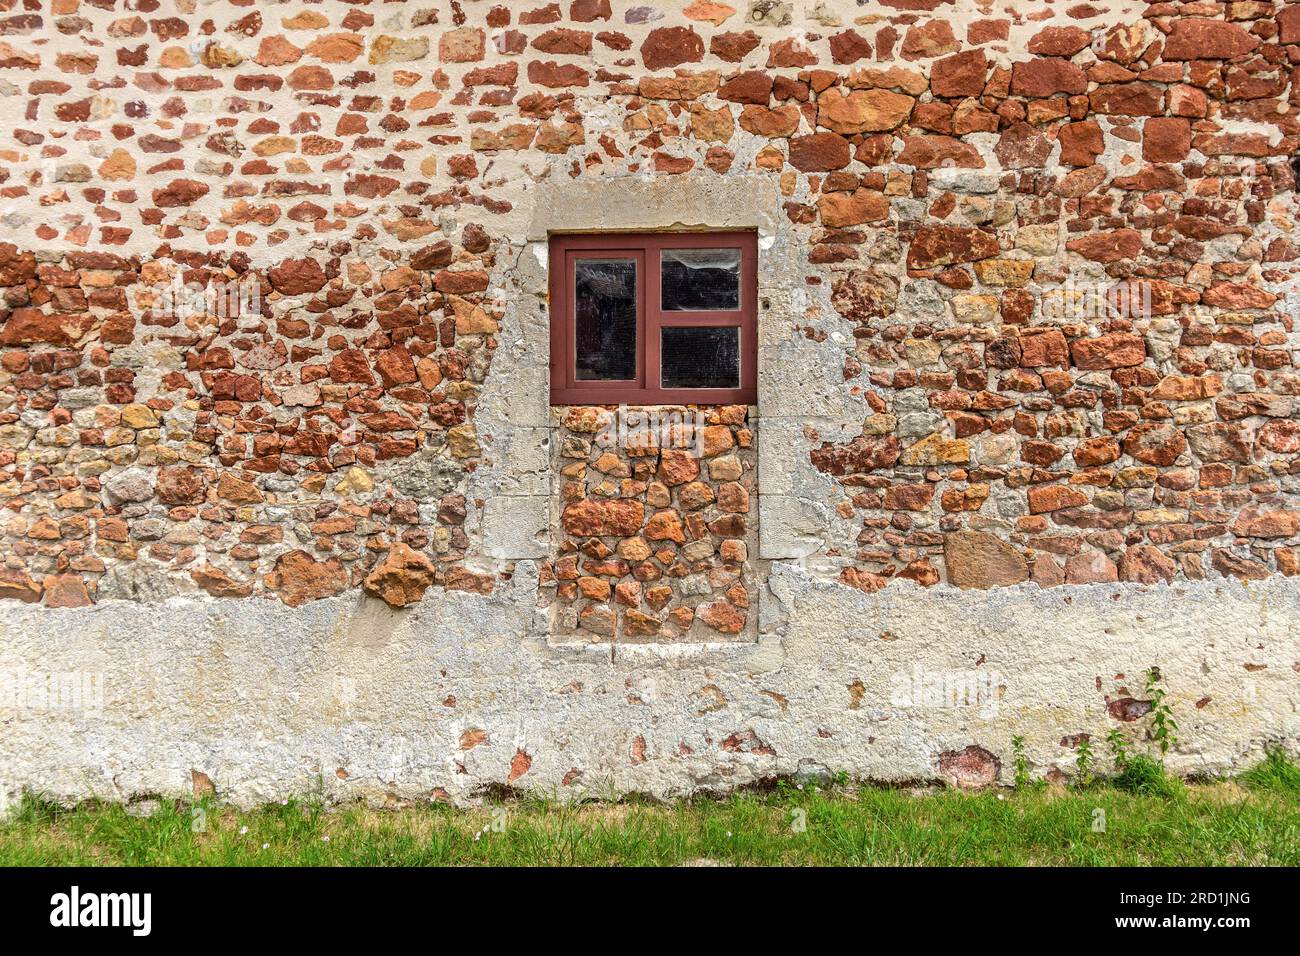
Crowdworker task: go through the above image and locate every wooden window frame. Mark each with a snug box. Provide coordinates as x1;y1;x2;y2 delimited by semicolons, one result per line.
549;231;758;405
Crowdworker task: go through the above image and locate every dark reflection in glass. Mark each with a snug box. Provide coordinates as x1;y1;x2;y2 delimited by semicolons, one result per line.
574;258;636;381
661;326;741;389
661;248;741;311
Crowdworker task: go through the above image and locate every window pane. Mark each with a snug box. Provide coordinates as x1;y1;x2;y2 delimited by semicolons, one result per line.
661;248;740;311
574;258;637;381
660;326;741;389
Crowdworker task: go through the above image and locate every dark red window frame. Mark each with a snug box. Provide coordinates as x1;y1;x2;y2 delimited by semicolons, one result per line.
549;231;758;405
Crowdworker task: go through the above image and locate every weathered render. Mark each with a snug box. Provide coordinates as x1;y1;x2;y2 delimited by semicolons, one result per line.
2;0;1299;805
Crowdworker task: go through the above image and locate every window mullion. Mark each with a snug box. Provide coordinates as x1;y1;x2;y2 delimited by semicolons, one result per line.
645;240;664;399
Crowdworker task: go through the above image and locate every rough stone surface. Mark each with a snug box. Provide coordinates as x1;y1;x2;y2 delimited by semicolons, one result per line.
363;543;438;608
2;0;1299;802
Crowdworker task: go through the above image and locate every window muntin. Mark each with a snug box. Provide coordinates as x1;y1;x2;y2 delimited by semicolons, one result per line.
549;232;757;405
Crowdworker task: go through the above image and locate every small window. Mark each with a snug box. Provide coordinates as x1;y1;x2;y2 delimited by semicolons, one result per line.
549;232;757;404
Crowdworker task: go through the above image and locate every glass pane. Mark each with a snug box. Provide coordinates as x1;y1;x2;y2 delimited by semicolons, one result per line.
661;248;741;311
574;258;637;381
660;326;741;389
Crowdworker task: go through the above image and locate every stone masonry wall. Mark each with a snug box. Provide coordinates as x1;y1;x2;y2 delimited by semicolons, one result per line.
2;1;1300;802
544;404;758;643
2;0;1299;612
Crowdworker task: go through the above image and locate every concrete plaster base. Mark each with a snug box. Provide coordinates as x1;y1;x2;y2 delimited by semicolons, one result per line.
2;567;1297;808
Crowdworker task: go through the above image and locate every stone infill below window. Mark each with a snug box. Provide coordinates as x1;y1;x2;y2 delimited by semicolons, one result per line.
541;404;758;644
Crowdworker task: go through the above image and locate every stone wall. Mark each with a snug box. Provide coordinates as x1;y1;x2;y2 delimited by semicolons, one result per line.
1;0;1299;803
544;404;758;643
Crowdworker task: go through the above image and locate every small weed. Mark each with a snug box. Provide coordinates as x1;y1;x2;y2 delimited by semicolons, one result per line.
1012;735;1031;789
1144;667;1179;763
1106;728;1130;772
1074;737;1095;789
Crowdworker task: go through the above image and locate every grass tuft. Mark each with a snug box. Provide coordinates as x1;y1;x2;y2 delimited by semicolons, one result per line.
1113;754;1184;799
1240;745;1300;796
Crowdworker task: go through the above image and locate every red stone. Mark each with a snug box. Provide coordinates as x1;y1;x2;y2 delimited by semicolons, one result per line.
1142;117;1191;163
156;466;207;504
1201;282;1276;310
1122;423;1186;467
570;0;611;22
1066;229;1143;263
1058;120;1104;166
1232;508;1300;540
1211;550;1270;582
882;483;935;511
1073;437;1120;467
1070;332;1146;369
0;569;42;604
900;20;959;60
532;28;592;56
697;599;745;634
1010;58;1088;97
810;435;901;475
1028;485;1088;513
1089;83;1163;116
907;225;1000;270
1028;26;1091;57
0;242;37;285
561;499;645;537
265;550;349;607
152;178;209;207
767;37;818;68
831;268;899;321
328;349;374;384
1119;545;1175;585
829;29;872;64
718;70;771;104
363;542;438;606
1066;551;1119;584
0;308;98;346
738;104;800;138
896;134;984;168
1257;420;1300;454
1161;18;1259;60
191;565;254;598
657;449;700;486
995;122;1051;169
43;574;93;608
374;345;417;387
710;30;760;62
268;258;327;295
641;25;704;70
433;269;490;294
1280;6;1300;44
526;60;589;87
930;50;988;98
788;132;851;171
938;745;1000;790
1019;329;1068;368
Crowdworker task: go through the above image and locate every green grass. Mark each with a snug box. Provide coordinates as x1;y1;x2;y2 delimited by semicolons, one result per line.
2;758;1298;866
1239;745;1300;796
